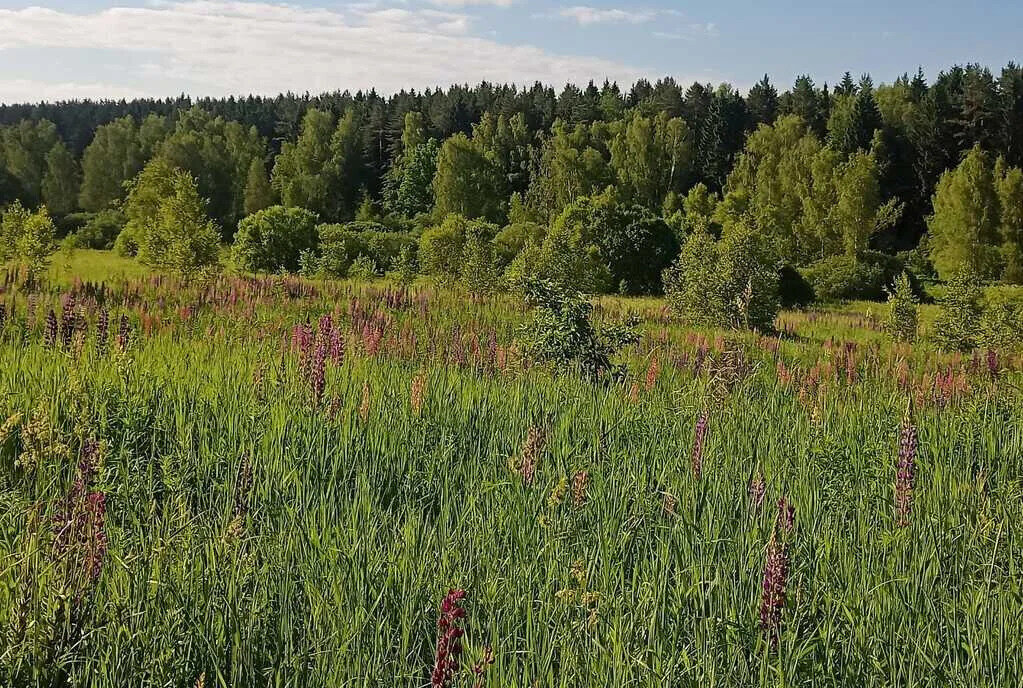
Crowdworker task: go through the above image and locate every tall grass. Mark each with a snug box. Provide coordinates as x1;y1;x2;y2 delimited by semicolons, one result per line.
1;267;1021;687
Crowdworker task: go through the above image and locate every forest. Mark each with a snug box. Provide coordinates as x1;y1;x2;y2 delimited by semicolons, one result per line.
1;62;1023;313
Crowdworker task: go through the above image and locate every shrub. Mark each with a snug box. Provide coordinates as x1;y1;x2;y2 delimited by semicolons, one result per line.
799;251;903;301
978;291;1023;349
518;279;638;382
72;210;125;250
663;223;779;331
932;268;983;352
418;215;500;286
1;202;57;284
884;272;919;342
347;255;379;280
493;221;545;268
318;223;416;278
391;244;418;285
233;205;319;273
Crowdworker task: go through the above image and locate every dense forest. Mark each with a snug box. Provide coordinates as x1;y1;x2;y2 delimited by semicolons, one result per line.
2;62;1023;310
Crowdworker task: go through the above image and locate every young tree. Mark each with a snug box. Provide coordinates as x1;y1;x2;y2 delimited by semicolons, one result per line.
138;169;221;276
884;272;919;342
1;201;56;284
432;133;505;223
78;116;145;212
997;161;1023;283
41;141;80;217
243;158;276;216
932;267;983;351
928;146;1003;280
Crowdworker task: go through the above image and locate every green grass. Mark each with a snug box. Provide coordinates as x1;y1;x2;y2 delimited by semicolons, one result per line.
1;256;1021;687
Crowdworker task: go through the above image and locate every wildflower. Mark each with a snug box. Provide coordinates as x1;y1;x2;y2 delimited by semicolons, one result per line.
116;315;131;351
759;532;789;645
60;293;78;350
432;589;468;688
310;340;327;407
0;303;7;332
644;355;660;391
513;426;546;485
662;491;677;518
572;471;589;507
691;410;709;480
547;476;568;509
96;308;109;354
44;309;58;348
895;419;918;528
986;349;999;379
628;382;640;404
749;472;766;512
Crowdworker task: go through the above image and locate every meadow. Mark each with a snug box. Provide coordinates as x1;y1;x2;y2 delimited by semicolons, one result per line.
1;251;1022;687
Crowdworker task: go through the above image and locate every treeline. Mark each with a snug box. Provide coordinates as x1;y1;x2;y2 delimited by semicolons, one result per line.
2;63;1023;303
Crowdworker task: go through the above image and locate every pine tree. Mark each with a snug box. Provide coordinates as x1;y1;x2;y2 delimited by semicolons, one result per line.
884;272;918;342
746;75;779;127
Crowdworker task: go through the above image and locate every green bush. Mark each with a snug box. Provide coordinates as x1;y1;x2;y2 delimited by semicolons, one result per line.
318;223;417;278
233;205;319;273
884;272;919;342
932;268;983;352
72;210;125;250
978;291;1023;349
417;215;499;285
800;251;903;301
663;223;779;331
517;279;638;382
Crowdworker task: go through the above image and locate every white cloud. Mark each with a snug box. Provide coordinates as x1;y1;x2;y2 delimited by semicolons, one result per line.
0;78;147;104
0;1;645;103
427;0;516;6
654;23;719;40
557;6;657;25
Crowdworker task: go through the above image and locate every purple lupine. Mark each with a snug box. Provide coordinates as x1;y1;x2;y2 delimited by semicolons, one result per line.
986;349;999;379
96;308;110;354
52;439;108;593
432;589;468;688
0;303;7;332
116;314;131;351
310;339;327;406
895;421;918;527
44;309;58;348
60;293;77;350
691;410;709;480
759;533;789;645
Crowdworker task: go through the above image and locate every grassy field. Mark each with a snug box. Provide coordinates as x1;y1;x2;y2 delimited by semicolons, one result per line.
1;251;1022;687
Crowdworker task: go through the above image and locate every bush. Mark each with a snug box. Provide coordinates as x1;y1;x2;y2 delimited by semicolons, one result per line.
493;221;545;268
233;205;319;273
518;279;638;382
884;272;919;342
318;223;417;278
417;215;500;286
663;224;779;331
799;251;903;301
978;291;1023;349
347;255;380;280
72;210;125;250
932;268;983;352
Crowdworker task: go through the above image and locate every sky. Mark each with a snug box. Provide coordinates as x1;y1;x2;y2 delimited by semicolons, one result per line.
0;0;1020;104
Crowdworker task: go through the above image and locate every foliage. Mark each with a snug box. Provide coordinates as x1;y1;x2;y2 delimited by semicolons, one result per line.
232;205;319;273
518;278;638;381
932;267;983;351
432;133;506;223
800;251;905;302
978;292;1023;349
136;169;221;277
664;223;779;331
1;201;57;282
885;272;919;342
72;210;126;250
317;223;417;278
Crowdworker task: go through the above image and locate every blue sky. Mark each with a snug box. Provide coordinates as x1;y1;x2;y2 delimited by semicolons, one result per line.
0;0;1019;104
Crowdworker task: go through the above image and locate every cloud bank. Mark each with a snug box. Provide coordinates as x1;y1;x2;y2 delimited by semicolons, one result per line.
0;1;646;103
